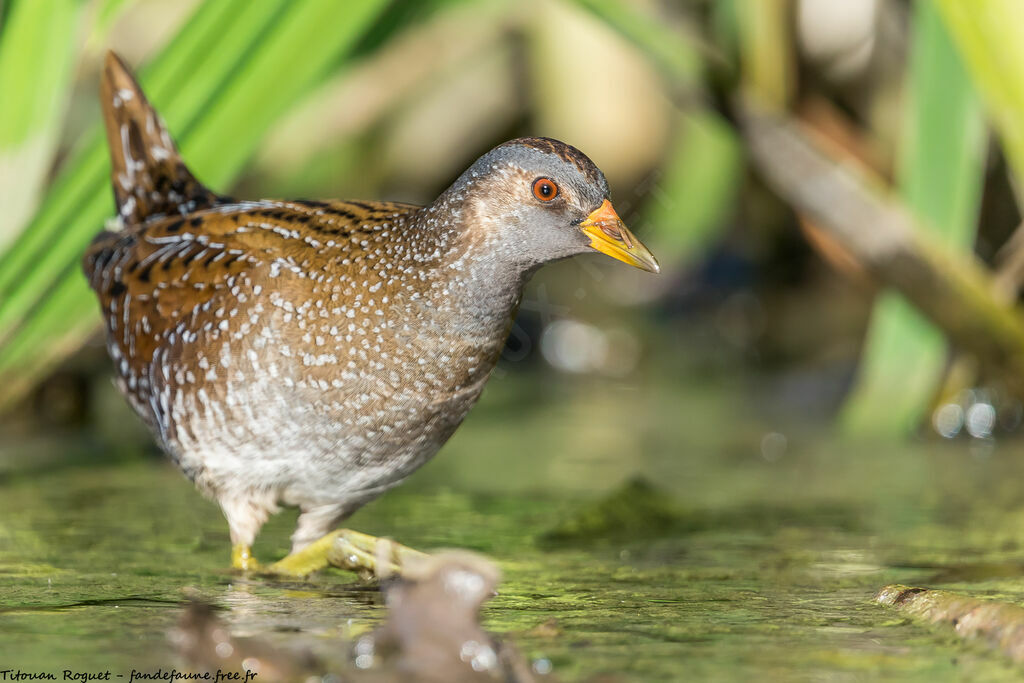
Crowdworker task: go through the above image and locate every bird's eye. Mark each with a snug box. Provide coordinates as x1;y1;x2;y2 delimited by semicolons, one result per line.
532;177;558;202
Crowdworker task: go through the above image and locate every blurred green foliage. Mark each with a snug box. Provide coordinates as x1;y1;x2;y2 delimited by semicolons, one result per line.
0;0;81;245
937;0;1024;195
842;1;985;435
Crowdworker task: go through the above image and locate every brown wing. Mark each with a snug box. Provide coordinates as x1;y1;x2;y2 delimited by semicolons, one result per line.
83;199;422;375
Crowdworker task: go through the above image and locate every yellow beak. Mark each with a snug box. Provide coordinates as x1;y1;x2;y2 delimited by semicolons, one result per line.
579;200;660;273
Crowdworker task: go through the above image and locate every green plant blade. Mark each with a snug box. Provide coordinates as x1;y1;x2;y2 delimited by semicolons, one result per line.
0;0;83;247
841;0;986;435
936;0;1024;193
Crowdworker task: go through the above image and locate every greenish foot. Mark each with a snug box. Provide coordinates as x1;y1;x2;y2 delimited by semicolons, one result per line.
262;529;428;579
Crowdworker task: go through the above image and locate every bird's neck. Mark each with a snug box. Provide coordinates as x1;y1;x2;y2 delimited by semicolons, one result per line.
402;199;534;346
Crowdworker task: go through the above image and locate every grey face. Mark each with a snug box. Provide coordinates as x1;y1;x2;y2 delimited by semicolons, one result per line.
445;136;660;275
456;138;612;269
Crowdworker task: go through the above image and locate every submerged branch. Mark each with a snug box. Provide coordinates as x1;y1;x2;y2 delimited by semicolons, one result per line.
877;584;1024;664
741;103;1024;395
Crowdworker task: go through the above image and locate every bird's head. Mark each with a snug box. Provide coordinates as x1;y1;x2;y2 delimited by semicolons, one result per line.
450;137;660;274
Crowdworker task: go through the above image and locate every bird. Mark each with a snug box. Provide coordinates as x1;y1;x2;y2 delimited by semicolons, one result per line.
83;51;659;577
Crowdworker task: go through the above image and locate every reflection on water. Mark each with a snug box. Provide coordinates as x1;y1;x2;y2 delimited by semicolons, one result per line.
4;374;1024;680
175;552;546;681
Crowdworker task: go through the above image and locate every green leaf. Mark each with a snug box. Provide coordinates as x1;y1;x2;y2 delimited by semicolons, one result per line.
935;0;1024;191
0;0;83;246
841;0;986;435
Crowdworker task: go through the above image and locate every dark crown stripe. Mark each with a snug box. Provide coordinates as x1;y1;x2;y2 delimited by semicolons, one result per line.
499;136;603;186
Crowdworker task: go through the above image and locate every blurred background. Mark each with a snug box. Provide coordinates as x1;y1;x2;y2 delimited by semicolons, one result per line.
8;0;1024;679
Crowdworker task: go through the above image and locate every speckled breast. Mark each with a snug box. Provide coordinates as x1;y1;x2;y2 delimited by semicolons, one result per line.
106;255;509;506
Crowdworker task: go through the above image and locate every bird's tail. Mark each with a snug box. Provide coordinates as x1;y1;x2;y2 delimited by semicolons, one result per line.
100;51;227;225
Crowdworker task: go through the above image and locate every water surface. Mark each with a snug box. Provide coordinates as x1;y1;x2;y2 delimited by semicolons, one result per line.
3;373;1024;680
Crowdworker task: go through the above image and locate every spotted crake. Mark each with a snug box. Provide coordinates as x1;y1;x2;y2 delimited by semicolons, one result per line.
83;51;659;576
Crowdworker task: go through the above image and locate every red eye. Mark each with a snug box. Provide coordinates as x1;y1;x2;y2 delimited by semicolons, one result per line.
532;177;558;201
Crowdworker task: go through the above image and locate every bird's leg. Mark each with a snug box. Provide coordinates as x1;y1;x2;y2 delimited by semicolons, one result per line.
231;543;260;571
265;529;427;579
221;494;275;572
